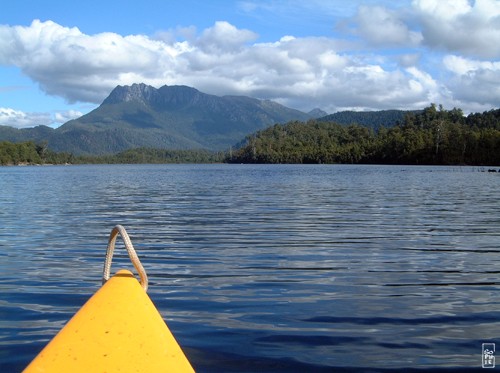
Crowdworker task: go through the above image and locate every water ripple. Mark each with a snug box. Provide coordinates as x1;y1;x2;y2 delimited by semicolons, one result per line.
1;164;499;372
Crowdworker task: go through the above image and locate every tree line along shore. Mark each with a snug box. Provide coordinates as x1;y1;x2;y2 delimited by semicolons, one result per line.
2;105;499;166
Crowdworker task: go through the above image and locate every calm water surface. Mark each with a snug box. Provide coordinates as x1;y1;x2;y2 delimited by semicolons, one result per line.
0;164;499;372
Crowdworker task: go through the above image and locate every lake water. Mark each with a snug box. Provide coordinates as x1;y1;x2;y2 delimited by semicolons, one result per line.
1;164;499;372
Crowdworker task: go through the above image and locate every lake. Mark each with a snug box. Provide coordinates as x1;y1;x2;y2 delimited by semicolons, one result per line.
1;164;499;372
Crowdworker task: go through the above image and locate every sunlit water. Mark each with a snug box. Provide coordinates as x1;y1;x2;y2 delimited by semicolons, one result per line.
1;164;499;372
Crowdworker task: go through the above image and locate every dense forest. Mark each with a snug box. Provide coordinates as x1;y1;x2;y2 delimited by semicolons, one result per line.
0;141;74;166
1;105;499;166
0;142;224;165
79;148;225;164
229;105;500;165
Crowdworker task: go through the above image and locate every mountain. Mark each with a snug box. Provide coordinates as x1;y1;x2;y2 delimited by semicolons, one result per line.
318;109;420;130
41;83;312;154
0;84;422;155
307;108;328;118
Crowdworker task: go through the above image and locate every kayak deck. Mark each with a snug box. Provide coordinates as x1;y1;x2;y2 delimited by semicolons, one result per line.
24;269;194;372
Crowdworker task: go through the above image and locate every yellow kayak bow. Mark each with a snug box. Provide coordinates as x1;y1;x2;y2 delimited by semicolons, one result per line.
24;225;194;373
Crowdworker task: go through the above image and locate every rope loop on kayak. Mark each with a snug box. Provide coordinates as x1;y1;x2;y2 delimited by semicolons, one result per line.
102;225;149;292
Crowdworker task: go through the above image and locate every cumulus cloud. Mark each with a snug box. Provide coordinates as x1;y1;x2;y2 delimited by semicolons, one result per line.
196;21;258;52
0;13;498;116
54;109;83;123
0;107;83;128
443;55;500;108
413;0;500;58
0;20;186;103
352;5;423;47
443;55;500;75
0;108;51;128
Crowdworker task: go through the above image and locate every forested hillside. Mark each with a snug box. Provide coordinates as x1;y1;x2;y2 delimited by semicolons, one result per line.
229;105;500;165
318;109;416;129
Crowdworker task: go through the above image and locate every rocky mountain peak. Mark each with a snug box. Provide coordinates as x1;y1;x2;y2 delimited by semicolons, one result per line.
103;83;158;105
102;84;207;108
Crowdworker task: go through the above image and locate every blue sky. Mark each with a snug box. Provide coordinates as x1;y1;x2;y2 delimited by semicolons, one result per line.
1;0;499;128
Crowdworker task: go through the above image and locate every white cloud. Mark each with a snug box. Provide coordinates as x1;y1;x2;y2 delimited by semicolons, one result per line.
353;5;423;47
413;0;500;58
0;16;498;116
442;55;500;109
54;110;83;123
443;55;500;75
0;107;83;129
0;108;51;128
405;66;444;104
0;20;186;103
197;21;258;52
414;0;472;20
